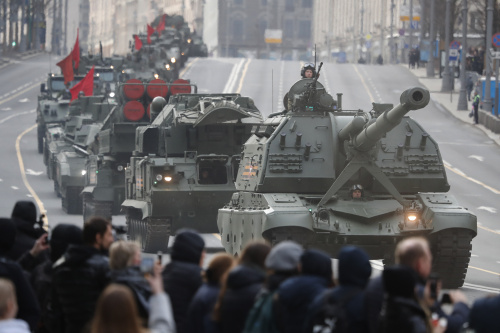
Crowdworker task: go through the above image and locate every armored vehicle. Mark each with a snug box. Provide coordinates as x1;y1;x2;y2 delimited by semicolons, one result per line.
122;92;263;252
36;74;85;153
51;96;115;213
217;67;477;288
82;80;195;222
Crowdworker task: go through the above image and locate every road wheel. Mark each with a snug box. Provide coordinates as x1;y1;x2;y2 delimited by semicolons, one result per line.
430;229;474;289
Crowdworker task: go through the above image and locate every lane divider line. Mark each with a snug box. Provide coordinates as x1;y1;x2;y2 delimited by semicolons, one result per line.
0;81;42;106
352;64;376;103
212;233;221;241
223;59;245;93
0;110;35;124
179;57;200;78
16;124;48;229
468;265;500;276
236;59;251;94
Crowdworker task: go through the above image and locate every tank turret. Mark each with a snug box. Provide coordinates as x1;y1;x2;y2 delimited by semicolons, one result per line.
218;80;477;289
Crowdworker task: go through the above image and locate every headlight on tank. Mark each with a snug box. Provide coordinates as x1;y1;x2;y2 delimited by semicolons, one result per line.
154;73;159;79
155;174;163;182
164;176;172;182
403;211;421;229
165;64;170;70
81;170;87;176
171;57;176;63
109;92;115;98
117;165;124;172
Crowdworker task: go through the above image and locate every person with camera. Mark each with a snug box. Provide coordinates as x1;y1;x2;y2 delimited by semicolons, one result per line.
52;217;114;333
365;237;470;333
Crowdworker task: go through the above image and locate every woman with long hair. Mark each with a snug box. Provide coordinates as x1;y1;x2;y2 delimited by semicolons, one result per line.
212;241;271;333
90;262;175;333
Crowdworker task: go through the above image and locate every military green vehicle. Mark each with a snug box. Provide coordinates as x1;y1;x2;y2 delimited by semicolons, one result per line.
36;74;85;153
217;66;477;288
50;97;115;212
122;92;263;252
82;80;195;222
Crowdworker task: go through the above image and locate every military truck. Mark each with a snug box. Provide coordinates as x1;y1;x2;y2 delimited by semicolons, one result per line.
36;74;85;153
217;66;477;288
121;92;263;252
82;79;196;222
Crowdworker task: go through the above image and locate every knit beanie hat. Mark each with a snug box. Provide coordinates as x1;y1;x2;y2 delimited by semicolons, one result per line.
171;228;205;264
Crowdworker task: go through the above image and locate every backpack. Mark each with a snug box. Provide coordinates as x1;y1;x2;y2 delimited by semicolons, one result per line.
243;290;280;333
309;289;361;333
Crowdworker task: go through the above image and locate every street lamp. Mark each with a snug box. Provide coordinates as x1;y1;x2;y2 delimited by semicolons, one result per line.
441;0;453;92
457;0;468;111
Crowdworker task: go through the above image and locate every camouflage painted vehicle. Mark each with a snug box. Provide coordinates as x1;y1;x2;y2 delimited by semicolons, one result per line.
122;92;263;252
36;74;85;153
82;80;195;222
217;66;477;288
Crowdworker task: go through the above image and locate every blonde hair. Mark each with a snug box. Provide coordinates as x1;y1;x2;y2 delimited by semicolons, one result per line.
0;278;16;319
109;241;140;270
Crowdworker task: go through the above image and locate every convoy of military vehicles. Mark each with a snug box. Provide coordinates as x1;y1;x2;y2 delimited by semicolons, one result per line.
33;14;476;289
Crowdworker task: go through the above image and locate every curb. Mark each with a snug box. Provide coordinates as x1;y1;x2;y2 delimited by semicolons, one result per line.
0;50;44;69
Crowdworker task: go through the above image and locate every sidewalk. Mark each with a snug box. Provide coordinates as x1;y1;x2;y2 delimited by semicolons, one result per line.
406;65;500;146
0;49;44;69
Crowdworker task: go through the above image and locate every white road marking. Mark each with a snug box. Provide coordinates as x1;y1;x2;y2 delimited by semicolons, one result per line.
0;107;11;111
223;59;245;93
11;186;19;190
25;169;44;176
19;98;29;103
477;206;497;214
0;179;2;181
0;109;35;124
26;194;33;198
469;155;484;162
471;254;478;257
462;283;500;294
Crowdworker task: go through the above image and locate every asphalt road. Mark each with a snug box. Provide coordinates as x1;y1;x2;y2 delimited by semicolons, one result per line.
1;54;499;302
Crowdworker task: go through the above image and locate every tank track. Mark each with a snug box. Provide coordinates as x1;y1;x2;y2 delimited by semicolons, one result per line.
83;194;113;222
126;209;170;253
62;186;83;214
37;125;44;154
429;229;474;289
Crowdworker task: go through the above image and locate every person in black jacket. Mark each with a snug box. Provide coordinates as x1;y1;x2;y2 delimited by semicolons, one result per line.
0;217;40;331
213;241;271;333
184;253;235;333
6;201;46;261
162;228;206;333
52;217;114;333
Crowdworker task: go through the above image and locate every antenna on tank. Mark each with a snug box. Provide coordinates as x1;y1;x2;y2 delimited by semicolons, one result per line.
314;44;317;69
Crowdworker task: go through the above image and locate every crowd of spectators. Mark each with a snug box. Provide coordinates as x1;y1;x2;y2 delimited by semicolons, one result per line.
0;200;499;333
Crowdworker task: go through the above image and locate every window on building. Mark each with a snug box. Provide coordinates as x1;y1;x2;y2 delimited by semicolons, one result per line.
285;0;294;12
302;0;312;8
298;20;311;39
284;19;294;38
233;19;244;39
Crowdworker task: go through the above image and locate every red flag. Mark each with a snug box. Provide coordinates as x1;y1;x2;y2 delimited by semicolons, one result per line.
70;66;94;102
156;15;166;36
71;29;80;69
56;54;74;84
134;35;142;51
147;24;154;44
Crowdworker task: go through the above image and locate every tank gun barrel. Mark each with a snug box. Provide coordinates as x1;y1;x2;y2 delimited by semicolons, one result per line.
352;87;430;151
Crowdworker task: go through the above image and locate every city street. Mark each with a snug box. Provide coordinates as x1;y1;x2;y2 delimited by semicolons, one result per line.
1;54;499;301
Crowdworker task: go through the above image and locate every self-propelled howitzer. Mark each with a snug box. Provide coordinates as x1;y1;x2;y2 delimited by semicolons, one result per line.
217;85;477;288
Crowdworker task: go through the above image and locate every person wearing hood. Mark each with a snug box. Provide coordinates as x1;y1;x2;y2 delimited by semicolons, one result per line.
52;217;114;333
213;241;271;333
28;224;83;333
277;249;334;333
6;201;46;261
0;218;40;331
162;228;206;333
304;246;372;333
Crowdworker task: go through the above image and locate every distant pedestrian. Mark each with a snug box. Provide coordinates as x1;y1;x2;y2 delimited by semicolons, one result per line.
472;91;480;124
162;229;205;333
466;76;474;101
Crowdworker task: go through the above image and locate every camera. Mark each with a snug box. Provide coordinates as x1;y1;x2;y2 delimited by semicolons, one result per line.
428;272;440;300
